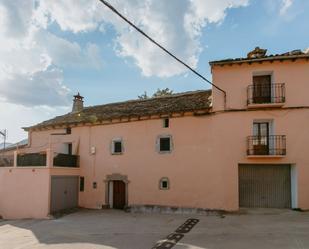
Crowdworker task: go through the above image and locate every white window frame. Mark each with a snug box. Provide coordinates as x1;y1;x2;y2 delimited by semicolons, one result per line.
111;138;124;155
162;118;169;128
159;177;170;190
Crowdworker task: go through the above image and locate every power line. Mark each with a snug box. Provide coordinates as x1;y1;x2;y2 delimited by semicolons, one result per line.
98;0;226;97
0;129;7;150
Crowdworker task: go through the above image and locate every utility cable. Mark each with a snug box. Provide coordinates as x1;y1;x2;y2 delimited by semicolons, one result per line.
98;0;227;99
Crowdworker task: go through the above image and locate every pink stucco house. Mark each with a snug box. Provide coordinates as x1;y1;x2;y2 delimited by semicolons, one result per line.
1;47;309;219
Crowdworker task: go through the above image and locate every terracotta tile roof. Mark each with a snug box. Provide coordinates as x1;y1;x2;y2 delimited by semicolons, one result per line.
209;48;309;66
24;90;212;131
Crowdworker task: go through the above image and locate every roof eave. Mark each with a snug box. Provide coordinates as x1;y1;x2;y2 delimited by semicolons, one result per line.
209;54;309;66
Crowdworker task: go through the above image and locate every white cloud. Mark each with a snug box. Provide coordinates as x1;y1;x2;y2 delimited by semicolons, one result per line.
0;0;34;38
0;0;250;142
0;102;70;143
0;67;70;106
0;0;249;107
0;0;103;107
280;0;293;15
37;0;249;77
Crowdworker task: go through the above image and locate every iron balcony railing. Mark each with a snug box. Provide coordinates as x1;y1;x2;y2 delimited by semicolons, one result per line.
247;83;285;105
247;135;286;156
53;153;79;168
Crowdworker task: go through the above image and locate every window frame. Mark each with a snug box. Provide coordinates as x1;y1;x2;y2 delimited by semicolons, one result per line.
163;118;169;128
159;177;170;190
156;135;173;154
111;138;124;155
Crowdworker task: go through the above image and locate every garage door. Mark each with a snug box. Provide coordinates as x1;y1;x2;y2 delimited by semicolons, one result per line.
239;164;291;208
50;176;79;213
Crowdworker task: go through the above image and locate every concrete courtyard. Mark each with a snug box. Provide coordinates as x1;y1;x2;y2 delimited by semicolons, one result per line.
0;209;308;249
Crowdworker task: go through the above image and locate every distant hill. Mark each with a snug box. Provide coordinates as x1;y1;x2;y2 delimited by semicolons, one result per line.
0;142;13;150
0;139;28;150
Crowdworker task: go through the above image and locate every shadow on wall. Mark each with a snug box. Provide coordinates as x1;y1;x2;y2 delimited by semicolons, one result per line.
0;209;205;249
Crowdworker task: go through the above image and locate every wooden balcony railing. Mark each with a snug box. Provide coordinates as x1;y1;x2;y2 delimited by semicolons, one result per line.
247;135;286;156
247;83;285;105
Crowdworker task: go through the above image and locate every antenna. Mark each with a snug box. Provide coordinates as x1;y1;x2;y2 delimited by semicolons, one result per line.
0;129;7;150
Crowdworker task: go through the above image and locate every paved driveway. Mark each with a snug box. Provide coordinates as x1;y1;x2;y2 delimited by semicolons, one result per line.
0;209;308;249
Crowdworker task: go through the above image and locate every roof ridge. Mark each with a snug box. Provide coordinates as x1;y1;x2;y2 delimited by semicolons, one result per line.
84;89;211;110
23;89;212;131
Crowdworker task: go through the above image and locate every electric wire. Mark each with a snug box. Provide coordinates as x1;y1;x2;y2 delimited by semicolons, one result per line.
98;0;226;96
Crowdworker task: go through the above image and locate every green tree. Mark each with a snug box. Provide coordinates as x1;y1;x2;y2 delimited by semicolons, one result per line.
152;88;173;97
138;88;174;99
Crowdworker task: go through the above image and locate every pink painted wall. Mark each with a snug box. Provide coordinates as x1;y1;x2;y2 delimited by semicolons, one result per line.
0;167;80;219
212;59;309;111
5;58;308;215
0;168;50;219
75;108;309;211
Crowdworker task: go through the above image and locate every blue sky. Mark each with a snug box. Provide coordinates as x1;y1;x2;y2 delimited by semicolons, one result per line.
0;0;308;142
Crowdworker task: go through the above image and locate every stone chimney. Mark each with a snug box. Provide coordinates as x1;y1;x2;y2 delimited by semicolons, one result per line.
72;92;84;113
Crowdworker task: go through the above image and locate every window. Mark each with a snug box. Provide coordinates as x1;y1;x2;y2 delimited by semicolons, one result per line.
157;135;173;153
67;143;72;155
252;120;273;155
163;118;169;128
66;127;71;134
159;177;170;190
111;139;123;154
79;177;84;192
160;137;170;152
252;75;272;104
93;182;97;189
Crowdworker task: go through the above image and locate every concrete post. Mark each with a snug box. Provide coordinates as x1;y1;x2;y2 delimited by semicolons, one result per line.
13;150;17;167
46;148;53;168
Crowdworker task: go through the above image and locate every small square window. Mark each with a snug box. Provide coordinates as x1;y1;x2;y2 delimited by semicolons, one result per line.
66;127;71;134
112;140;123;154
163;118;169;128
93;182;97;189
67;143;72;155
160;137;170;152
162;181;168;189
159;177;170;190
80;177;84;192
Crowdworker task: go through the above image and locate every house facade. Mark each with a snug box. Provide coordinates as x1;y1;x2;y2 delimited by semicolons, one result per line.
0;47;309;219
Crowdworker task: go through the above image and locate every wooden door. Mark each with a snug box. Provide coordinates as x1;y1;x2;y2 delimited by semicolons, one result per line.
253;75;271;103
253;122;269;155
113;180;126;209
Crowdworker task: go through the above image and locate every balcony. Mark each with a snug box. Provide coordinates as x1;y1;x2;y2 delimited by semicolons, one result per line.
247;135;286;157
247;83;285;107
16;150;79;168
53;153;79;167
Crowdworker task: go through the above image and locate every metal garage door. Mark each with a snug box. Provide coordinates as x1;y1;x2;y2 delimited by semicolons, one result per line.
239;164;291;208
50;176;79;213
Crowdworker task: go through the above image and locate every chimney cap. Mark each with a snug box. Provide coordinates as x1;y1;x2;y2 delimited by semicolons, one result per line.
74;92;84;101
